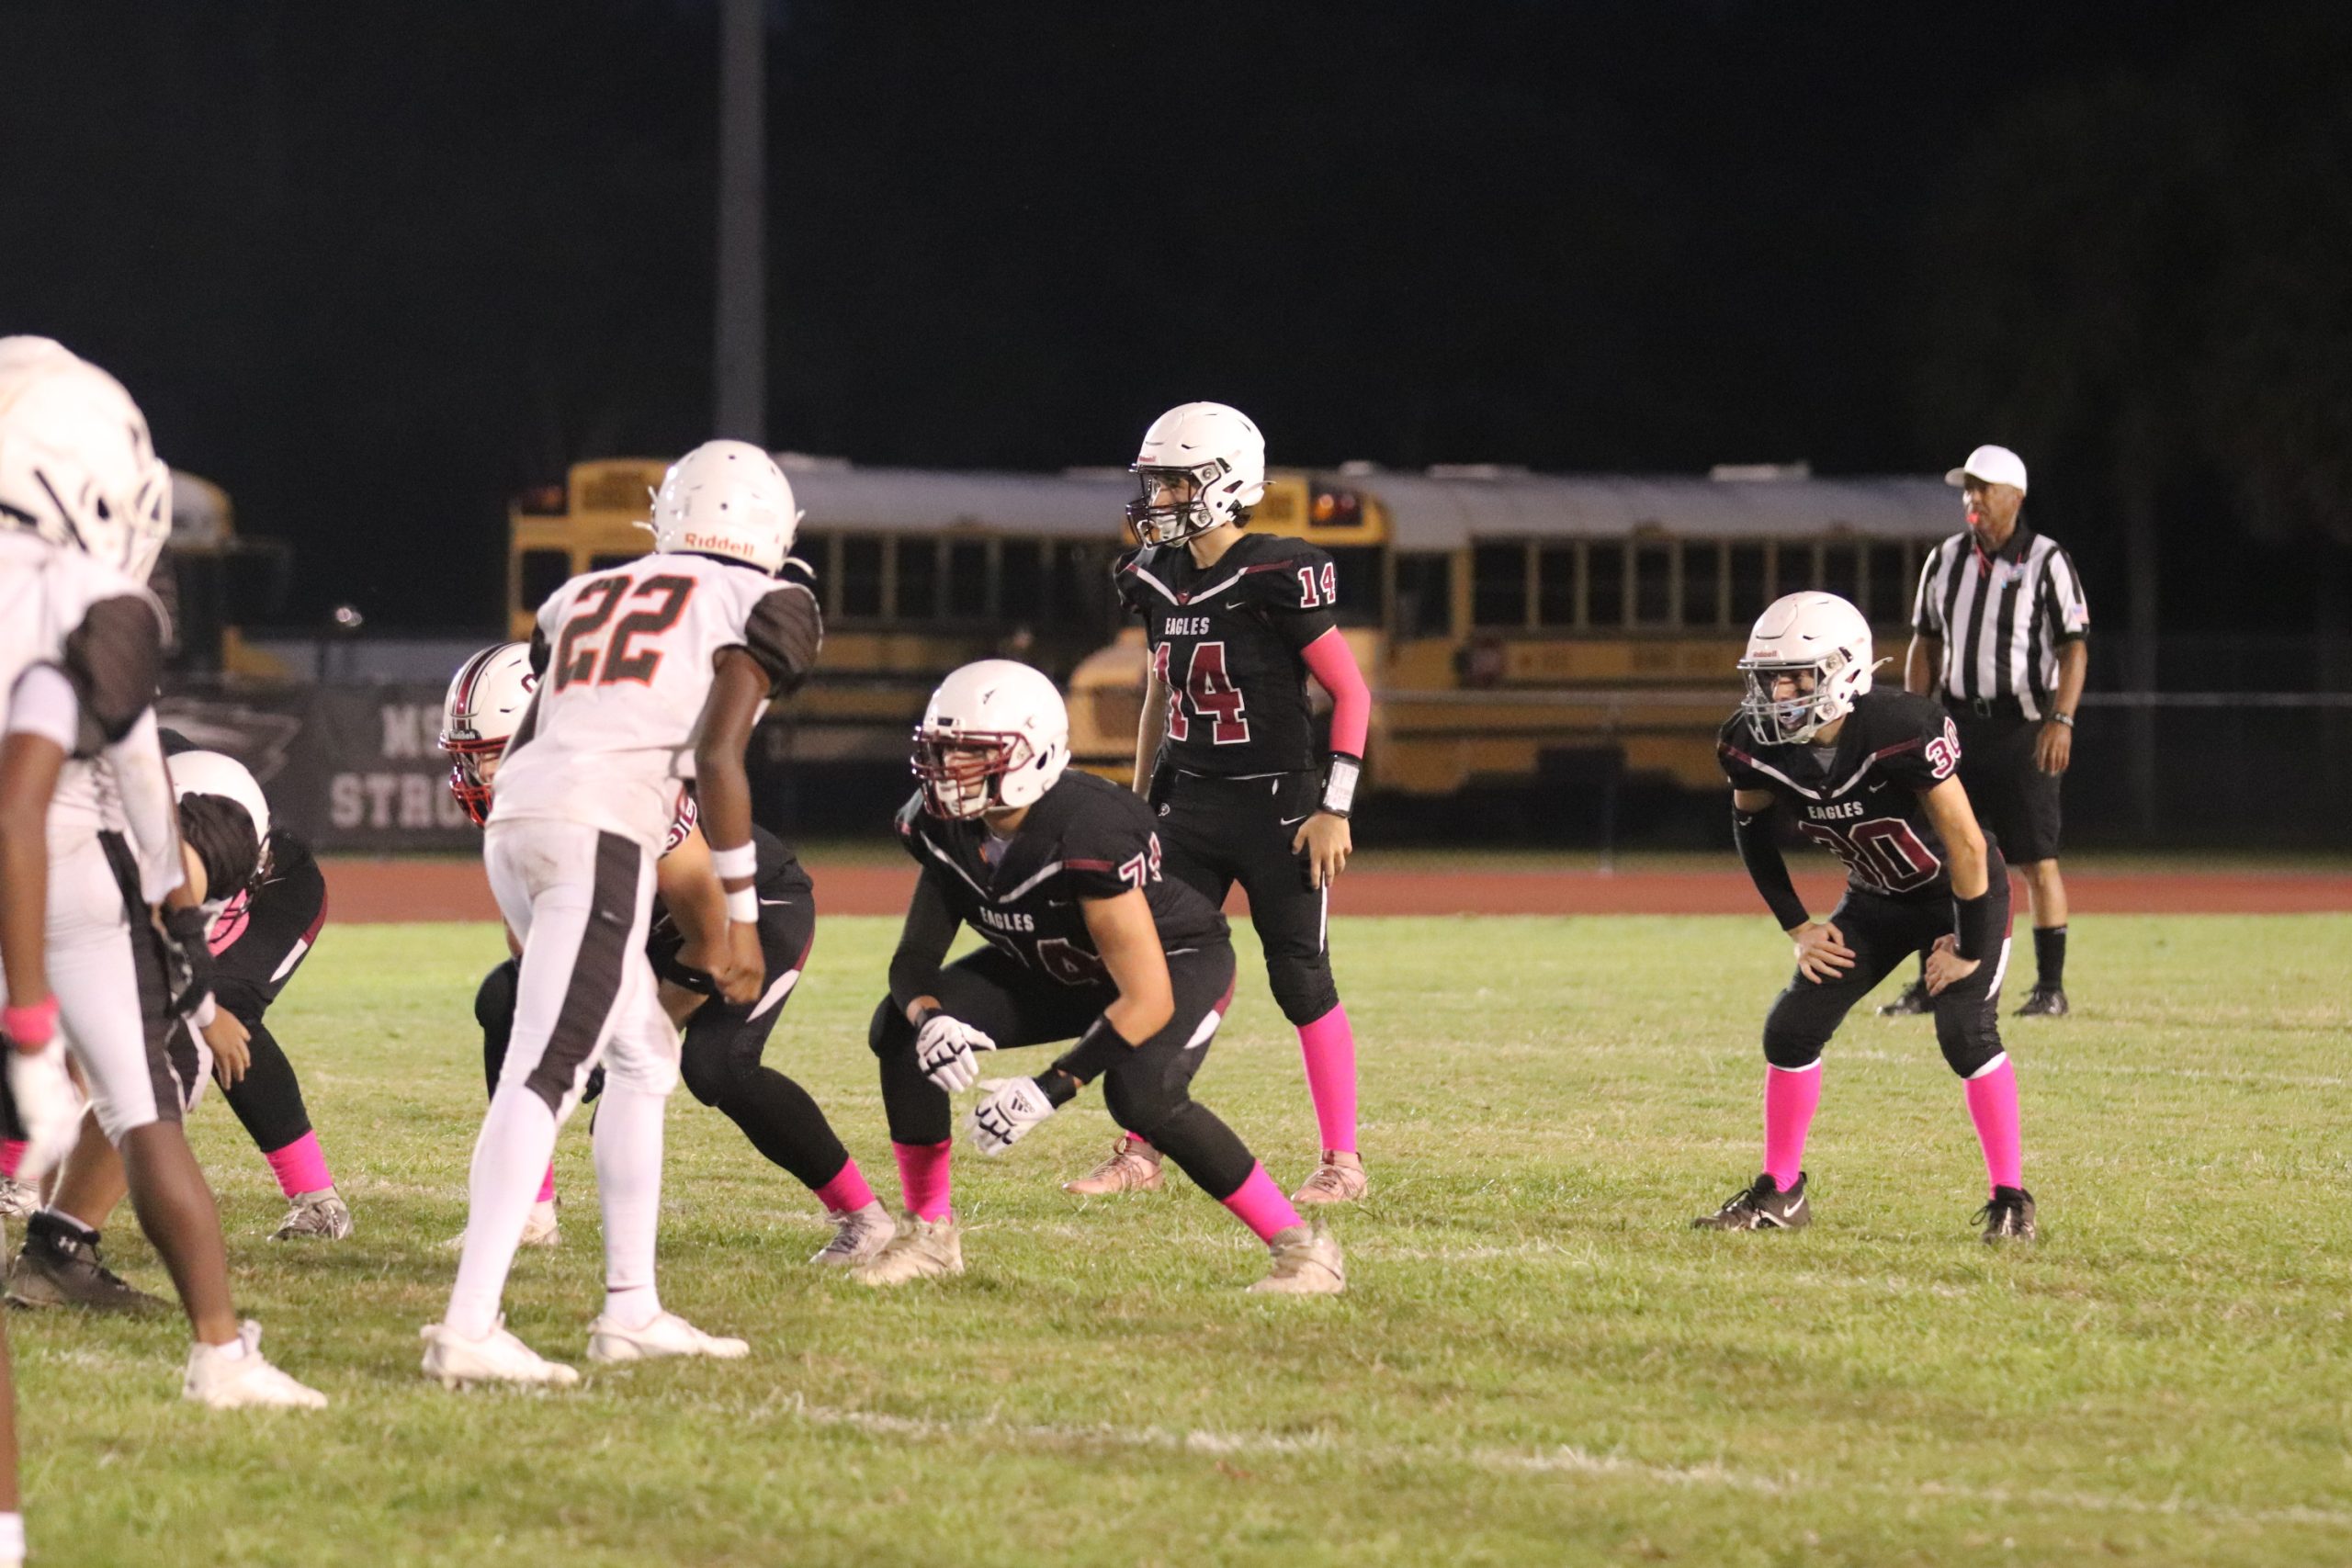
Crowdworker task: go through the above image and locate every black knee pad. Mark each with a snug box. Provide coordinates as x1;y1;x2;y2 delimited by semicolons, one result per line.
1935;1002;2005;1078
1266;954;1340;1028
1761;1027;1826;1071
1102;1066;1184;1140
868;995;912;1058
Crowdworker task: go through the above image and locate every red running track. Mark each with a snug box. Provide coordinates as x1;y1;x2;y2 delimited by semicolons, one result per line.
320;858;2352;922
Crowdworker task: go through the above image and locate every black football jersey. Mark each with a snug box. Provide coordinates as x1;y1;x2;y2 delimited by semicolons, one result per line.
647;822;810;987
1114;534;1340;777
895;770;1228;986
1718;688;1966;902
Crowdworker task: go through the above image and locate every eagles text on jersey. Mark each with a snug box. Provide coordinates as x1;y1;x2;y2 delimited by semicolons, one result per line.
1718;689;1966;901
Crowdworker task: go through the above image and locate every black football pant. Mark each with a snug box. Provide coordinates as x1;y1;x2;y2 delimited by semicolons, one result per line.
1763;853;2012;1078
866;942;1258;1200
220;1016;315;1156
1156;769;1340;1026
476;890;854;1194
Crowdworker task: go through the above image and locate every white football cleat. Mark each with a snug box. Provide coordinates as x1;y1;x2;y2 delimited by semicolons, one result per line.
183;1321;328;1409
1248;1222;1346;1295
444;1197;560;1253
854;1213;963;1287
808;1200;895;1267
586;1311;750;1365
420;1319;581;1388
1291;1150;1369;1206
1063;1136;1164;1195
0;1177;40;1220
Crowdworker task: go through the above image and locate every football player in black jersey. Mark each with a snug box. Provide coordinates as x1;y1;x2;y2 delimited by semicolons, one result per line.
856;660;1344;1293
1697;592;2036;1242
1093;401;1374;1206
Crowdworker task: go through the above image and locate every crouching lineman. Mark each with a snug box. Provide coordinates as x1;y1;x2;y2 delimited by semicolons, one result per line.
0;336;323;1408
858;660;1343;1294
424;439;820;1387
1696;592;2035;1242
442;641;888;1265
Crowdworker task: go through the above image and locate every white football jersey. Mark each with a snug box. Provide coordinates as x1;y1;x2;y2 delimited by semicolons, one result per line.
488;551;821;850
0;531;171;852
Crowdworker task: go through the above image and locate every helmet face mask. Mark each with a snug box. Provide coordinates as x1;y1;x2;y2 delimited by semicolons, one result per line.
911;730;1034;820
1125;461;1228;547
1736;592;1876;745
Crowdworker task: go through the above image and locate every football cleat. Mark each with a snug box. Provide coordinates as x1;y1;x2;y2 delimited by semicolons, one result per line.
586;1311;750;1365
420;1319;581;1389
271;1190;355;1242
2015;987;2069;1018
1248;1221;1346;1295
1063;1136;1164;1196
1975;1186;2038;1243
444;1196;560;1252
1291;1150;1369;1205
808;1201;895;1267
853;1214;963;1287
0;1178;39;1220
1691;1172;1812;1231
183;1322;328;1410
1876;979;1931;1017
6;1218;169;1314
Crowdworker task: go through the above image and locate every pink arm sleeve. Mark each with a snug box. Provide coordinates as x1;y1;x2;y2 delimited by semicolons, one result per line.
1300;627;1371;758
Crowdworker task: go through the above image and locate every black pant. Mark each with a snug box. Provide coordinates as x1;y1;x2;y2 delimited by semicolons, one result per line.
221;1017;314;1156
1950;706;2063;863
1763;858;2012;1078
1155;768;1339;1026
867;942;1260;1201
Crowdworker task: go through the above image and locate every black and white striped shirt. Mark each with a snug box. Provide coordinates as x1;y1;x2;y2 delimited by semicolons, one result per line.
1911;521;2089;719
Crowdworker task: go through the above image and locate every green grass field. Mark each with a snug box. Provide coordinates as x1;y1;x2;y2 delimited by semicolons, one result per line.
11;913;2351;1567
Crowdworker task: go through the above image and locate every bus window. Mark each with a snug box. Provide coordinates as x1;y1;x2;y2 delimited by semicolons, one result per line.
1394;552;1453;639
793;532;834;594
1472;543;1528;629
1779;540;1819;595
519;549;571;612
1634;543;1673;626
1000;540;1046;622
1587;542;1625;627
1324;545;1382;627
1868;542;1912;623
590;553;637;574
1681;541;1723;627
944;539;990;619
895;538;939;620
1536;545;1578;627
1821;542;1860;606
841;536;885;618
1728;542;1771;622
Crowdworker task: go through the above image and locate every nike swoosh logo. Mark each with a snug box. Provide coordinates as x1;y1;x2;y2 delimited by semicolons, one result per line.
1280;814;1310;827
759;898;790;907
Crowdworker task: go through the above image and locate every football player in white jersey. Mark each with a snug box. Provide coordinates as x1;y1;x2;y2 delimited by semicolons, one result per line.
0;338;323;1429
424;439;823;1387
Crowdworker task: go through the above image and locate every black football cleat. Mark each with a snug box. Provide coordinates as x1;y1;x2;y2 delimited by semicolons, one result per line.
2015;987;2069;1018
6;1216;169;1314
1692;1172;1811;1231
1876;980;1931;1017
1974;1186;2038;1244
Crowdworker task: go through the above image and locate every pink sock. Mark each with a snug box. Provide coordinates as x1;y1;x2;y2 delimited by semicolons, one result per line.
812;1157;876;1214
891;1140;953;1223
1295;1004;1359;1154
1762;1063;1822;1190
1219;1162;1303;1243
0;1141;22;1180
262;1132;334;1200
1963;1056;2023;1193
536;1163;557;1205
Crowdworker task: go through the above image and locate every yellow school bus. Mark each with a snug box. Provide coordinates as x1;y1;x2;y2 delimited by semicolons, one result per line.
508;458;1957;794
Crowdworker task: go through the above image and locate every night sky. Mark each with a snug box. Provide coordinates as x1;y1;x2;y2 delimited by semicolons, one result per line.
4;1;2346;636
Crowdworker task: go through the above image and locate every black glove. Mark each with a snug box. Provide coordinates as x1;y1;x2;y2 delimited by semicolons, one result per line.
160;904;218;1017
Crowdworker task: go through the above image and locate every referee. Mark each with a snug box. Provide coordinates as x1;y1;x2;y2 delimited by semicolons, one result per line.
1883;444;2090;1018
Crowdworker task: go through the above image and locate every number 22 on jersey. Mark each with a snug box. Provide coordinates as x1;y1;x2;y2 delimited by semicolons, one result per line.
554;573;697;691
1154;640;1250;744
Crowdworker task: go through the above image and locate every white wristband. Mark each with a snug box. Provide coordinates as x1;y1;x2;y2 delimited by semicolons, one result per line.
709;842;757;880
726;887;758;923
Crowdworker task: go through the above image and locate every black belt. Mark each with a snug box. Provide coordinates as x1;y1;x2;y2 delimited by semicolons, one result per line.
1944;694;2027;723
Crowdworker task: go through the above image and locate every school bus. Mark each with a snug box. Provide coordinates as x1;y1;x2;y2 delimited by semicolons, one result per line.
508;457;1957;795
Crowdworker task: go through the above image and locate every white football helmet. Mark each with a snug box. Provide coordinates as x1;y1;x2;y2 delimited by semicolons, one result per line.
911;660;1071;819
1126;401;1267;547
1737;592;1878;744
172;750;271;852
647;439;801;575
440;641;537;825
0;336;174;582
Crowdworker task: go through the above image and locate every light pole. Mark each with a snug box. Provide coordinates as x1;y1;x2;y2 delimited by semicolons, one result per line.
714;0;766;446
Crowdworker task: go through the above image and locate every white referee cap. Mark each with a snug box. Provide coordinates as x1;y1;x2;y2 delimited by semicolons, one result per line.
1945;444;2028;494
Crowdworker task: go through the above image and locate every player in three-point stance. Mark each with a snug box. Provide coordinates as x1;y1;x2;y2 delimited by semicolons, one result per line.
0;336;324;1415
424;439;820;1386
440;639;889;1266
1696;592;2037;1242
856;660;1344;1293
1077;401;1374;1205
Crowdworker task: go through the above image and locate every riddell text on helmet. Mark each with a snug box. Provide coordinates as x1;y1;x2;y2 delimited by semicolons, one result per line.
684;531;744;552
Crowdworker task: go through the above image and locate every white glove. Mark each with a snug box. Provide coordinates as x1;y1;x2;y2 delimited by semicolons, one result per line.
6;1042;85;1185
915;1013;995;1092
971;1077;1056;1156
